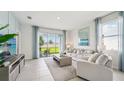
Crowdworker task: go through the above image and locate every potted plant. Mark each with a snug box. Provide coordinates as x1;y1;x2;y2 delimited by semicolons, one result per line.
0;24;17;65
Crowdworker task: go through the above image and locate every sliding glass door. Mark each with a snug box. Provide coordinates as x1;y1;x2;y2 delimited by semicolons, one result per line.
39;32;62;57
39;33;48;57
48;34;56;54
55;34;61;54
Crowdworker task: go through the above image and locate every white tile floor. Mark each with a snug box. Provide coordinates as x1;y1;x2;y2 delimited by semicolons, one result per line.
113;69;124;81
16;58;54;81
16;58;124;81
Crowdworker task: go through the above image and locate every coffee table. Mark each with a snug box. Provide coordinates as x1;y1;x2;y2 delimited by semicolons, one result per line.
53;55;72;66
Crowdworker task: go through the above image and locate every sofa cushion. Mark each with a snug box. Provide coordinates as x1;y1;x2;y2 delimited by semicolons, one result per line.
73;49;77;53
71;53;77;57
88;53;101;62
76;49;80;54
95;54;109;66
72;57;89;63
77;54;89;60
67;48;73;53
80;49;84;54
84;50;94;54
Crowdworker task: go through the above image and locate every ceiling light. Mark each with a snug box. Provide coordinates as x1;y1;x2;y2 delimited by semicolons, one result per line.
57;17;60;20
27;16;32;20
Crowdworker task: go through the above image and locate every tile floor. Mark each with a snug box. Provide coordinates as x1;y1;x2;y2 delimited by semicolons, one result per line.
16;58;54;81
113;69;124;81
16;58;83;81
16;58;124;81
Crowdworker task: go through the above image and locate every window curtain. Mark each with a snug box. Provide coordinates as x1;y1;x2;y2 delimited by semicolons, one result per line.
62;30;66;51
95;12;123;70
95;18;101;52
120;11;124;71
32;26;39;59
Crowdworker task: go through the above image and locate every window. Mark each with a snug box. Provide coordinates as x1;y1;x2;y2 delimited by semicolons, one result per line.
102;19;119;50
39;32;63;57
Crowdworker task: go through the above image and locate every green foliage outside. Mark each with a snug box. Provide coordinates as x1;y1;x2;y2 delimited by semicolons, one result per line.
39;36;44;46
40;47;60;54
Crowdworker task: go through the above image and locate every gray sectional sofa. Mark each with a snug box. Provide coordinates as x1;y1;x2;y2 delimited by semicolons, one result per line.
65;48;113;81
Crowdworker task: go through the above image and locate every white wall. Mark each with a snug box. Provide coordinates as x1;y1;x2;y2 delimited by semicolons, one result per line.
66;21;96;50
20;24;33;59
66;30;74;47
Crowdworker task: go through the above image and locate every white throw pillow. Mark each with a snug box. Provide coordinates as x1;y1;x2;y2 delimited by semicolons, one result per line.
95;54;109;66
76;50;80;54
73;49;77;53
105;57;112;68
88;53;101;62
105;60;112;68
80;50;84;54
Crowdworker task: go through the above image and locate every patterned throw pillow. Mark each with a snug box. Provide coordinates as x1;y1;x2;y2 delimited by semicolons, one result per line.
105;57;112;68
76;49;81;54
73;49;77;53
95;54;109;66
88;53;101;62
80;49;84;54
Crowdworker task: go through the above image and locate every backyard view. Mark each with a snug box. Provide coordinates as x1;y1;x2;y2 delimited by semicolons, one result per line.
39;33;62;57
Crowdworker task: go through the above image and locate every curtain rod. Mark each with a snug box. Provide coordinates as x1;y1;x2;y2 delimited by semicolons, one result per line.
33;25;66;31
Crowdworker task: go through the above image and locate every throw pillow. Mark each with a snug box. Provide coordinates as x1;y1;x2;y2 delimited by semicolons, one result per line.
88;53;101;62
95;54;109;66
80;50;84;54
73;49;77;53
76;50;81;54
105;57;112;68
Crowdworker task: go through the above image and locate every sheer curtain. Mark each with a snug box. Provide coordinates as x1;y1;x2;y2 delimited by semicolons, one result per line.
95;12;123;70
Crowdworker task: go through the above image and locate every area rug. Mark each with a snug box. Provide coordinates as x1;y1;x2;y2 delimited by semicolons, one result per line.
44;58;77;81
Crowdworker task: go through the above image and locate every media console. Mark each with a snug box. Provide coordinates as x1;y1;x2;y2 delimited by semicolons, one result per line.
0;54;25;81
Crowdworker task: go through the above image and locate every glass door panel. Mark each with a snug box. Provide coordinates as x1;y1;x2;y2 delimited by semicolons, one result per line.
39;33;48;57
55;34;61;54
39;32;62;57
48;34;56;55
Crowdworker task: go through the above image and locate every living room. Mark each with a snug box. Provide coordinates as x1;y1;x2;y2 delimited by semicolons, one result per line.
0;11;124;81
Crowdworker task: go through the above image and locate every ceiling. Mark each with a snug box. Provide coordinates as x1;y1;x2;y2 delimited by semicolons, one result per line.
13;11;111;30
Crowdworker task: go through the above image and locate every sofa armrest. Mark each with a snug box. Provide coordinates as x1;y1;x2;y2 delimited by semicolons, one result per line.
77;61;113;81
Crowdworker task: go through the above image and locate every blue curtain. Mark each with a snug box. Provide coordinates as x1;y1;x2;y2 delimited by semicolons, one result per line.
95;12;123;71
32;26;39;59
95;18;101;52
62;30;66;50
120;11;124;71
95;18;99;52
